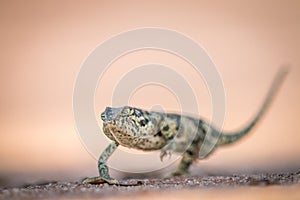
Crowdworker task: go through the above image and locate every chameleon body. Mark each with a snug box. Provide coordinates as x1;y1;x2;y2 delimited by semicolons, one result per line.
83;68;288;184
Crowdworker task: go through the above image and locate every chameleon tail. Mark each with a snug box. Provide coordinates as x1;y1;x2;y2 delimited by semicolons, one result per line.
217;66;289;146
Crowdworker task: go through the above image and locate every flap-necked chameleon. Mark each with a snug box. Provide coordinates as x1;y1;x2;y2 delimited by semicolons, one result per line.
83;67;288;184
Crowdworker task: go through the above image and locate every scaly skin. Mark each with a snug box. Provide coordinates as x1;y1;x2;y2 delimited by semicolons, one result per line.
83;67;288;184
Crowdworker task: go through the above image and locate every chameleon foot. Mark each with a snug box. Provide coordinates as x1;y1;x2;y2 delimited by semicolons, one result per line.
82;176;119;185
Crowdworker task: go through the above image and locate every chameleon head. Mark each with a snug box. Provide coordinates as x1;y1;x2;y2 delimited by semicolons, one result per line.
101;106;167;150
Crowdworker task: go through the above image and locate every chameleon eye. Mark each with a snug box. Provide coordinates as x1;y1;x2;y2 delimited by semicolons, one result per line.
139;118;149;126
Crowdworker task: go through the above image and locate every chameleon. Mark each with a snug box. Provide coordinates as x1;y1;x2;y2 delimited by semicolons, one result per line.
83;67;288;184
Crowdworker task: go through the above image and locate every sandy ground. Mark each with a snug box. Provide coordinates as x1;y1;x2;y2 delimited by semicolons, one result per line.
0;172;299;200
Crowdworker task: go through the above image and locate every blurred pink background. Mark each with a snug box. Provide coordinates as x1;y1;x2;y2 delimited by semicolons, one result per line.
0;0;299;185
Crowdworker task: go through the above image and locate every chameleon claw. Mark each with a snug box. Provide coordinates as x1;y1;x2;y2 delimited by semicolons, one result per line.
160;150;172;162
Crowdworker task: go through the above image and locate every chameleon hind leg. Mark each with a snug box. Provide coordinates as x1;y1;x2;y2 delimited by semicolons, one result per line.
170;150;195;176
167;141;200;177
83;141;119;184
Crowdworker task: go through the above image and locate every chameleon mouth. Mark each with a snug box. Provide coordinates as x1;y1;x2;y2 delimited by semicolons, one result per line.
102;107;123;122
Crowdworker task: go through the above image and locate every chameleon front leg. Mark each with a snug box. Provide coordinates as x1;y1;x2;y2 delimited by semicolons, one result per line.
83;141;119;184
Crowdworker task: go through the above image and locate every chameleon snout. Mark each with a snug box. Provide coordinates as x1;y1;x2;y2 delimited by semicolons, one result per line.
102;107;123;122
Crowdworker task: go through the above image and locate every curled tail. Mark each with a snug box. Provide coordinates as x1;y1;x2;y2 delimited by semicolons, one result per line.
217;67;289;146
